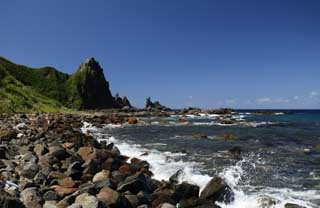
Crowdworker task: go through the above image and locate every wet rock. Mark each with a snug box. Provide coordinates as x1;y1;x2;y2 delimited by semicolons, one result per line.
192;134;208;139
75;193;99;208
223;134;237;141
200;177;234;204
169;169;183;184
257;196;280;208
20;187;43;208
117;173;152;194
82;159;99;175
284;203;306;208
119;163;132;175
152;194;175;208
228;146;242;158
127;117;138;124
97;186;120;207
175;182;200;199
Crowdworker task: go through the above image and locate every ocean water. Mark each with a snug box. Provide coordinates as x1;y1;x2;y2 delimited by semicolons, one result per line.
82;110;320;208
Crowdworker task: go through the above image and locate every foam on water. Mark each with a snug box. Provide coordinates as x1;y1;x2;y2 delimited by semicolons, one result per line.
216;155;320;208
108;136;212;189
82;122;320;208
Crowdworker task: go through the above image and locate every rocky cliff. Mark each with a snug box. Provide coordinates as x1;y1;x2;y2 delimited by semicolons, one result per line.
66;57;115;109
0;56;126;112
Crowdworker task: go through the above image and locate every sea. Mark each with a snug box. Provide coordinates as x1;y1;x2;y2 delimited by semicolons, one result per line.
82;110;320;208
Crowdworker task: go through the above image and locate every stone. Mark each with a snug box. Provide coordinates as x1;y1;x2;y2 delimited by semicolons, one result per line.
200;177;234;204
20;187;43;208
119;163;132;175
127;117;138;124
97;186;120;207
34;144;49;157
18;161;40;179
223;134;237;141
92;170;110;182
169;169;183;184
78;146;96;161
58;177;76;188
0;129;17;141
125;194;139;208
43;190;59;201
51;185;77;197
50;146;70;160
156;203;176;208
0;192;25;208
152;194;175;208
175;182;200;199
117;173;152;194
284;203;306;208
75;193;99;208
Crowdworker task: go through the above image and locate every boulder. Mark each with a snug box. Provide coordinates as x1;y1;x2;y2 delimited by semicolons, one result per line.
50;185;77;197
0;129;17;141
92;170;110;182
75;193;99;208
156;203;176;208
97;186;120;207
33;144;49;157
127;117;138;125
58;177;76;188
117;173;152;194
20;187;43;208
284;203;306;208
200;177;234;204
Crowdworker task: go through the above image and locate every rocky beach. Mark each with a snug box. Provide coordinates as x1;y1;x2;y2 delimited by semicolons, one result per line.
0;110;317;208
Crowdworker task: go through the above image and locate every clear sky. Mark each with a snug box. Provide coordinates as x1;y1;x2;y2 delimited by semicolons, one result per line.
1;0;319;109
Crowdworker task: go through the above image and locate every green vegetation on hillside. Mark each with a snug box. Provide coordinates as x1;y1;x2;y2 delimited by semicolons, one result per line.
0;56;116;113
0;64;66;113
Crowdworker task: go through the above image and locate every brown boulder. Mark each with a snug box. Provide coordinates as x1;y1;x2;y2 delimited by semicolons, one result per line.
51;185;77;197
58;177;76;188
128;117;138;124
97;186;120;207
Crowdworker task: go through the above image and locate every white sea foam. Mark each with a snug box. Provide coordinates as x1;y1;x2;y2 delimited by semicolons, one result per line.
108;136;212;189
216;155;320;208
82;122;320;208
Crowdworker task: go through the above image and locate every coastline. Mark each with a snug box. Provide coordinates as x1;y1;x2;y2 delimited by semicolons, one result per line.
0;111;317;208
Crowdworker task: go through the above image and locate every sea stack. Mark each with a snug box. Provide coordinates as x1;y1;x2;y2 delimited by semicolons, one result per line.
66;57;115;109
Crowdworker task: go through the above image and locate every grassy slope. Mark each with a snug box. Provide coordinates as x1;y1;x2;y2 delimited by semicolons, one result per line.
0;65;67;113
0;57;70;103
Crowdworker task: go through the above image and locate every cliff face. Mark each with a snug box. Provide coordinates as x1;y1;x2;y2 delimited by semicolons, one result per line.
66;57;115;109
0;56;124;112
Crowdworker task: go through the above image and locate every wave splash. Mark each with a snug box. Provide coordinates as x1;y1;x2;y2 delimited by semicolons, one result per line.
82;122;320;208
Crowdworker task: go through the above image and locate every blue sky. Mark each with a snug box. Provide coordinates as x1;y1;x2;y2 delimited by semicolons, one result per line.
1;0;319;109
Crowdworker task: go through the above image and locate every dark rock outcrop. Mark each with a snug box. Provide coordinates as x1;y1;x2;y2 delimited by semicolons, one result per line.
114;93;132;108
145;97;170;111
67;57;115;109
